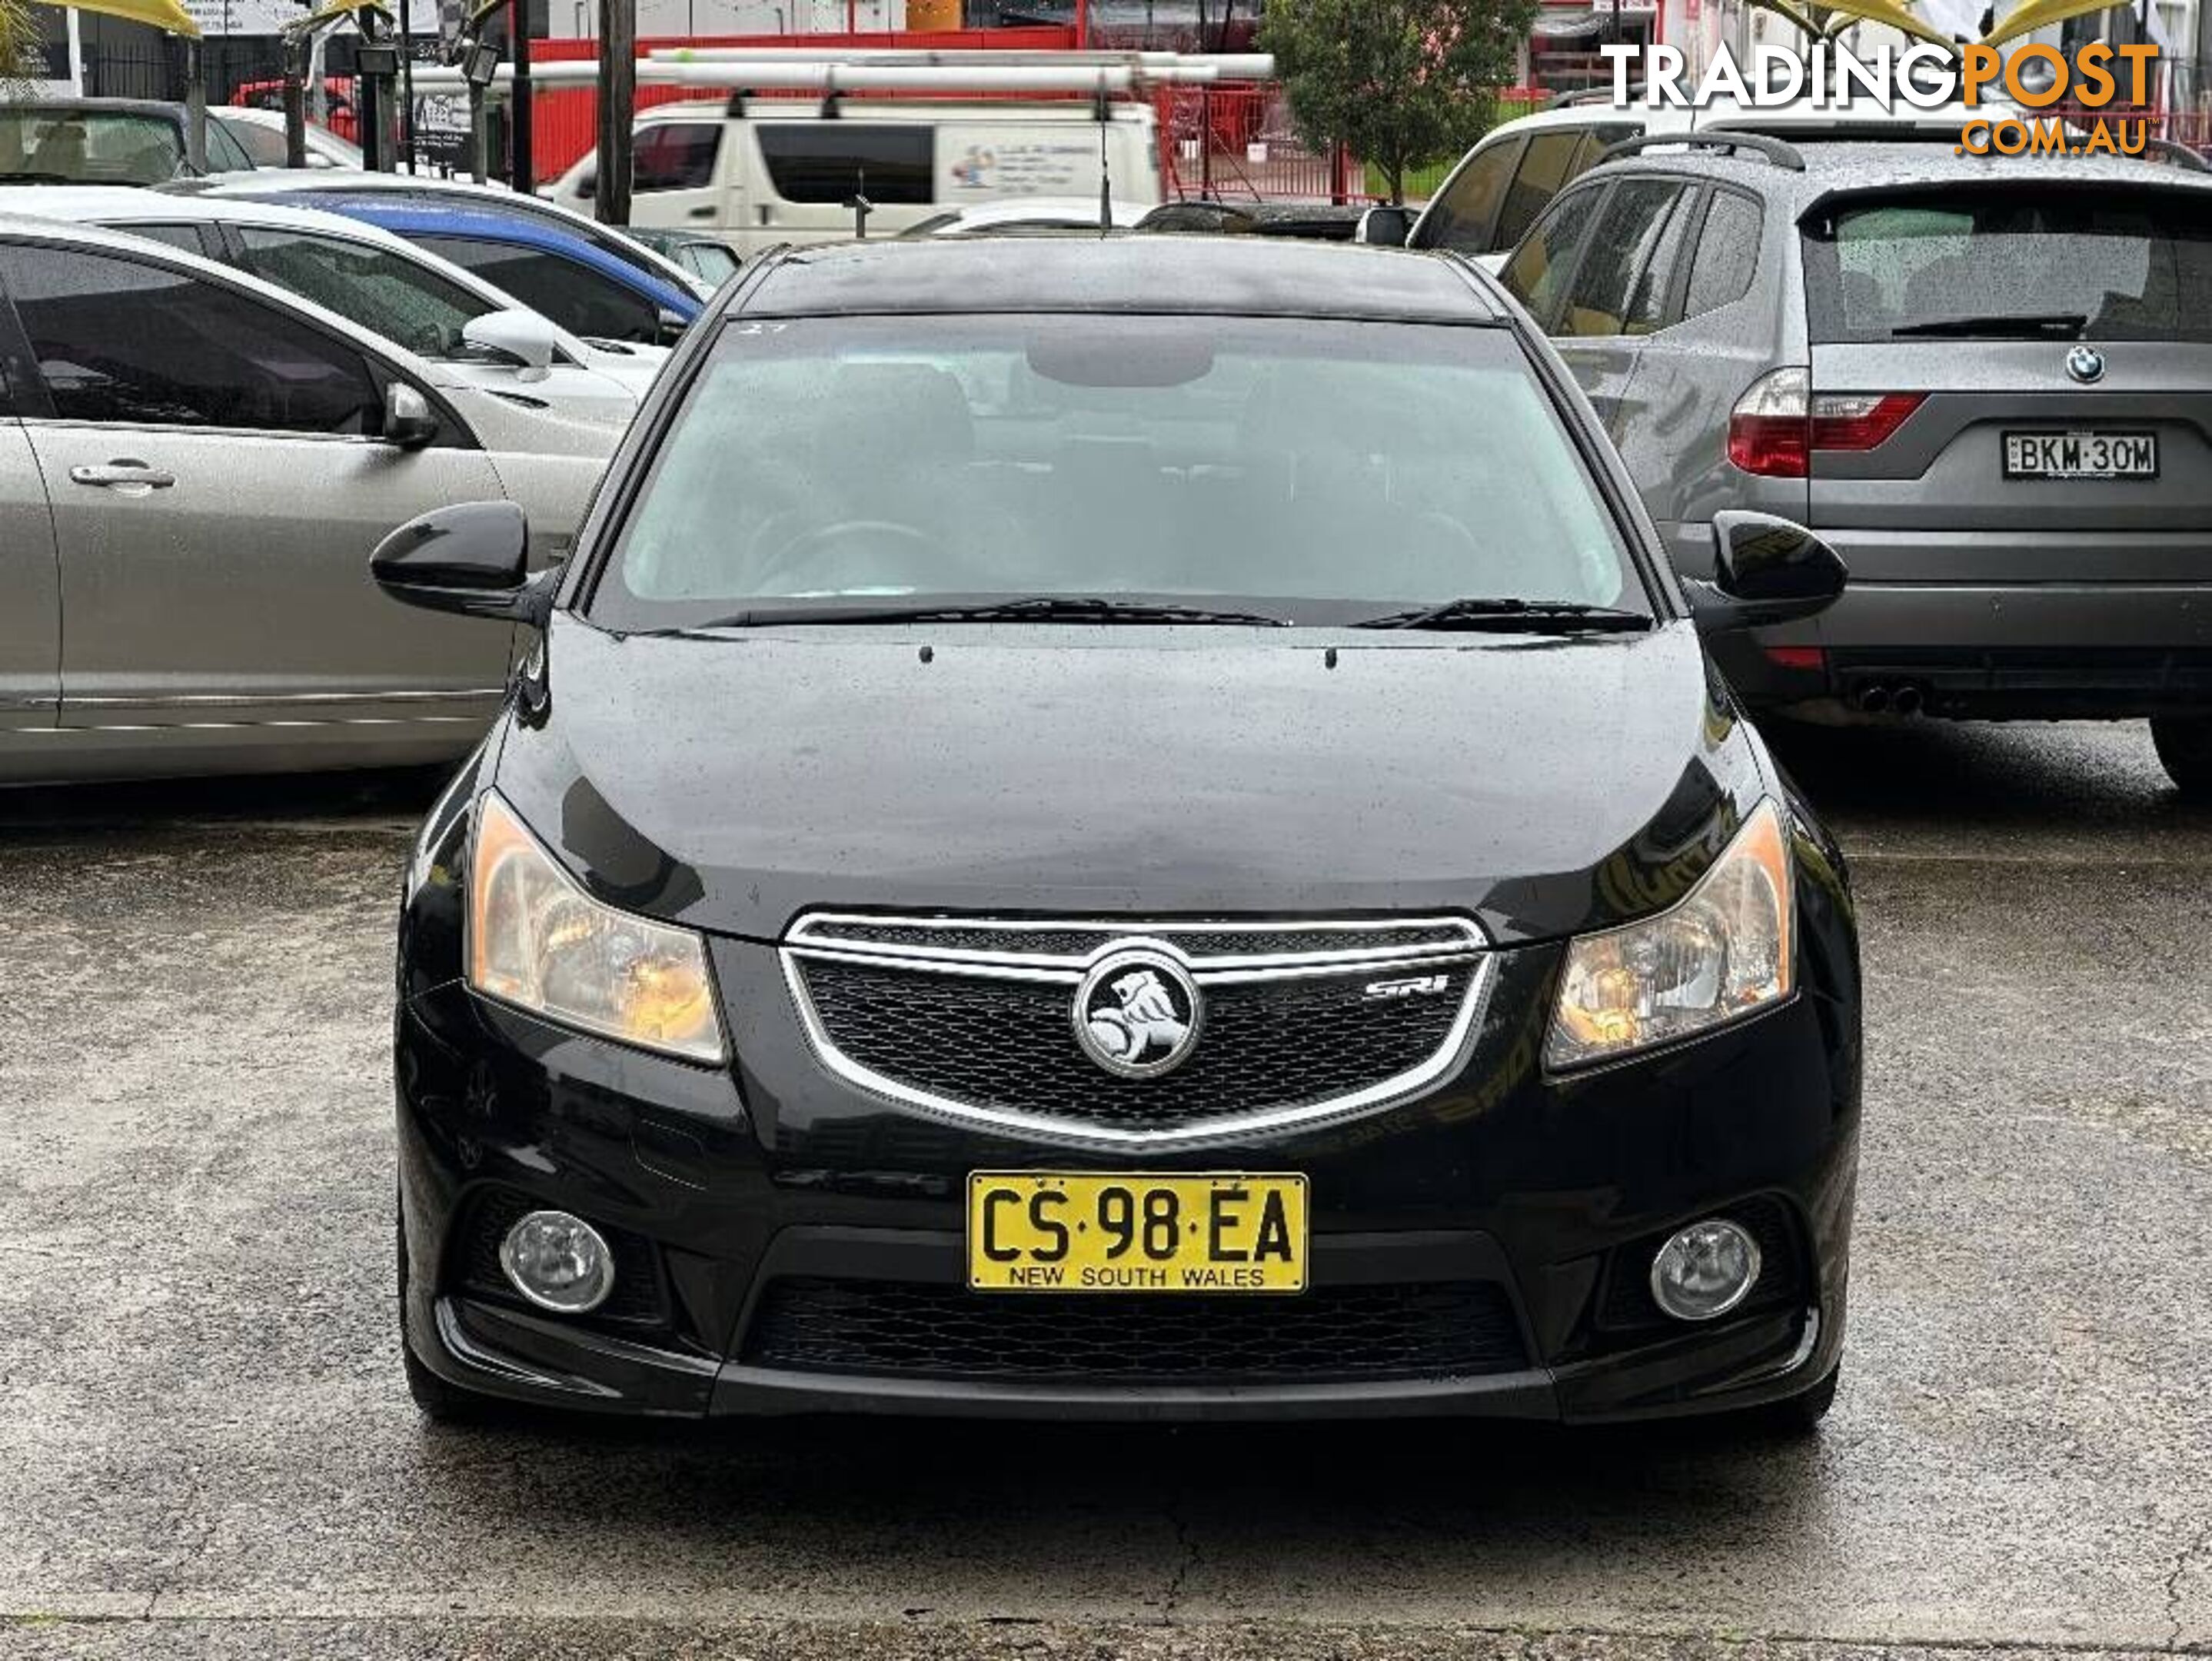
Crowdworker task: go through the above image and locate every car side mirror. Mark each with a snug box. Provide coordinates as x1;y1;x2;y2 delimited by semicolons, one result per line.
1356;205;1413;248
461;309;559;384
656;308;689;346
371;501;551;624
1689;511;1848;635
381;382;440;450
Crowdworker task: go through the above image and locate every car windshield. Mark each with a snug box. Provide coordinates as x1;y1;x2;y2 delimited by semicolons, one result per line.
1804;185;2212;343
592;315;1639;630
0;110;185;185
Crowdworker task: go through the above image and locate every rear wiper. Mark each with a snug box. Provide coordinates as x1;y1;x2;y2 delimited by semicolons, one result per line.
1890;311;2089;339
1350;597;1654;632
690;595;1293;629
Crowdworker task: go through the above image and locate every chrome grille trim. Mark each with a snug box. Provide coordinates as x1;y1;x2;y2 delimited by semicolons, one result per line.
779;912;1493;1150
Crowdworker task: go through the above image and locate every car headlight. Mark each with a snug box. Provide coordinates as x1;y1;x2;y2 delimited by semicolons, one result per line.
1546;798;1794;1071
467;791;726;1064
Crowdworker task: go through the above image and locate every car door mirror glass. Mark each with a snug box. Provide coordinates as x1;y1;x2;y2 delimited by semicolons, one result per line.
1694;511;1848;634
1355;205;1413;248
381;382;440;449
461;309;560;383
371;501;544;623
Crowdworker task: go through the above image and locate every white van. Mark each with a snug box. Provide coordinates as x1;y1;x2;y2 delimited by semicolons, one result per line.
544;98;1163;258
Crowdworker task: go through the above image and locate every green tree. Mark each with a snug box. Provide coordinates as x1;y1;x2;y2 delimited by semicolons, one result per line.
1;0;42;88
1259;0;1538;205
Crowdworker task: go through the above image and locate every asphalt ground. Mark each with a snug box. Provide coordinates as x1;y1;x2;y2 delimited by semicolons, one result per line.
2;718;2207;1660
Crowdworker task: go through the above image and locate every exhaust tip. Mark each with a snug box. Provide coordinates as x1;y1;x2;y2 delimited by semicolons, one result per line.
1892;684;1924;717
1856;684;1891;714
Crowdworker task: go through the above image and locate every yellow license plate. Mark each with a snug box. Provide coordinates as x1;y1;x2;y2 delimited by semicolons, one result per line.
966;1171;1309;1293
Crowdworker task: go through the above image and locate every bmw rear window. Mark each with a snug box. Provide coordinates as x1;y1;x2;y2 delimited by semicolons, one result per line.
1802;185;2212;344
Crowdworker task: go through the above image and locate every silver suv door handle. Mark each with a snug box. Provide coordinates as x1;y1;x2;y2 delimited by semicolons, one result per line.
70;461;177;491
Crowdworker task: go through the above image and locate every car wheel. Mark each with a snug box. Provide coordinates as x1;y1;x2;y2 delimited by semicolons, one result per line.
1742;1364;1840;1437
2150;717;2212;799
396;1193;505;1426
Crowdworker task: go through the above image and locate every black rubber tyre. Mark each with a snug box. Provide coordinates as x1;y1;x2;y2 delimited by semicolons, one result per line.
1747;1364;1840;1437
2150;717;2212;800
396;1197;505;1426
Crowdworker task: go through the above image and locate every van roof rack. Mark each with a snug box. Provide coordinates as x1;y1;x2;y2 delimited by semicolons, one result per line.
1598;131;1808;171
1553;87;1631;107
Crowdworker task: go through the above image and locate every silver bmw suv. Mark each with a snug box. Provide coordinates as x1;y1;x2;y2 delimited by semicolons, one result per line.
1496;136;2212;794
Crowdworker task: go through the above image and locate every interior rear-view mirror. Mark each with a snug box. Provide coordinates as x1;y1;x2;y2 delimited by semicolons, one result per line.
381;382;440;450
1691;511;1849;635
1027;332;1215;388
371;501;550;624
1356;205;1414;248
462;310;560;384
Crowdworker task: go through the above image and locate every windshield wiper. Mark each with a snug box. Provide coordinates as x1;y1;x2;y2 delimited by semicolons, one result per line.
1350;597;1655;633
1891;311;2089;340
689;595;1292;629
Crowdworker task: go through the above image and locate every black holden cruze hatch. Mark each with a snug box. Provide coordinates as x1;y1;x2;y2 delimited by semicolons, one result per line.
377;236;1862;1430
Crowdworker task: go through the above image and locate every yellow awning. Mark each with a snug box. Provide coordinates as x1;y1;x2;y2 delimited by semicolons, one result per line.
37;0;201;38
1981;0;2127;46
1807;0;1962;49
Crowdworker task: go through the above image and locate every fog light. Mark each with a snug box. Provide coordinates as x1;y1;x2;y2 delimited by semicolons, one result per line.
498;1210;615;1314
1649;1219;1761;1322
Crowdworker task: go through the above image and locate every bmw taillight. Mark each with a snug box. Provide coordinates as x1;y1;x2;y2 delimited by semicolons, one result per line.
1727;367;1813;478
1726;367;1925;478
1811;391;1927;450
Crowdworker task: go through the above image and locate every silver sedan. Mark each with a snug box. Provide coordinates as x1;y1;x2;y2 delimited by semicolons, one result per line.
0;217;617;784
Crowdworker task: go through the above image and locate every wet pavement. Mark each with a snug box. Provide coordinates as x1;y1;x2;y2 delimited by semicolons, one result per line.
2;721;2207;1659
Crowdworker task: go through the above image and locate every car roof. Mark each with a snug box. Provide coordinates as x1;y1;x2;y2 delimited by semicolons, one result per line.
1583;138;2212;208
0;183;393;237
0;97;186;120
215;106;362;150
261;192;702;308
739;236;1500;323
187;168;708;288
1473;93;2020;142
194;165;518;198
0;186;604;356
936;196;1151;228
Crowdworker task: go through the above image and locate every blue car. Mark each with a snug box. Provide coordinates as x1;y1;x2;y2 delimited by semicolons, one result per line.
234;194;702;346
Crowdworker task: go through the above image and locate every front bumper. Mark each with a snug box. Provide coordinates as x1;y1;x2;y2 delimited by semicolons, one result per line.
395;917;1861;1424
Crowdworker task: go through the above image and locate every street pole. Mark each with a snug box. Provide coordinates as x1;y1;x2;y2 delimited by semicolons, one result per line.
283;34;309;168
183;38;207;172
400;0;417;171
597;0;635;225
512;0;534;193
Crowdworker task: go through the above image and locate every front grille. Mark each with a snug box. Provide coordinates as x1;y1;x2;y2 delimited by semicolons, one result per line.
457;1186;669;1326
800;919;1476;959
795;957;1477;1135
741;1277;1530;1383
